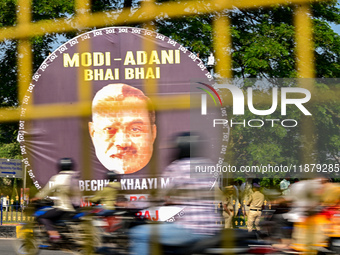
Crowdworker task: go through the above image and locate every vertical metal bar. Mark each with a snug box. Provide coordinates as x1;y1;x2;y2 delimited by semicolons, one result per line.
213;15;232;79
10;204;13;222
1;201;2;225
295;4;315;79
17;0;32;105
5;198;8;222
75;0;92;105
142;0;157;96
141;1;160;253
75;0;93;188
17;2;34;207
213;13;235;255
75;0;90;13
73;2;95;254
294;5;316;166
23;164;26;220
294;5;316;253
78;37;93;187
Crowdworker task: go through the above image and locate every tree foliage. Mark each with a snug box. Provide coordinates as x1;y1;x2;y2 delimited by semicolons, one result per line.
155;1;340;174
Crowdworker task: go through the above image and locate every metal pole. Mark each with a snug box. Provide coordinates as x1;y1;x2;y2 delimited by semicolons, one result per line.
23;165;26;193
23;164;27;211
1;199;2;225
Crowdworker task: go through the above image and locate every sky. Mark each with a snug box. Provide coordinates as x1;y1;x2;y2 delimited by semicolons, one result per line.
331;22;340;35
332;1;340;34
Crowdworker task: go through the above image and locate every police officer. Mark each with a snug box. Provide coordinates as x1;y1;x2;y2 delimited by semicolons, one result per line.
246;183;264;232
90;171;121;215
222;185;234;228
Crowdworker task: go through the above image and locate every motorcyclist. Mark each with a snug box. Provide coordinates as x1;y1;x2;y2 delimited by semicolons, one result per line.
32;158;80;242
283;177;328;252
90;171;121;215
129;132;221;255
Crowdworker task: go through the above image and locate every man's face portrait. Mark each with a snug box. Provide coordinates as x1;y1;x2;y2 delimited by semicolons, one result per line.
89;84;157;174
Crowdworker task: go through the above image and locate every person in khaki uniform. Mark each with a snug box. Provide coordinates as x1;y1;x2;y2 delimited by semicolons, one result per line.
222;186;235;228
90;172;121;214
246;183;264;232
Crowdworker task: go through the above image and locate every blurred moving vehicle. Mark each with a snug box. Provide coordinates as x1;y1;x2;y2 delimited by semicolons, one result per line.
288;206;340;255
322;206;340;254
91;204;282;255
90;205;145;254
161;228;280;255
260;200;340;254
15;199;286;255
14;199;95;255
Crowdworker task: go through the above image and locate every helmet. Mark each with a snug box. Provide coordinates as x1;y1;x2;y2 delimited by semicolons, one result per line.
107;171;119;182
173;132;204;159
58;158;74;172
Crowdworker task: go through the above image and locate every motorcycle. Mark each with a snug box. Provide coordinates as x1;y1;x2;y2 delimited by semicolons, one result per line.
296;205;340;255
161;228;280;255
17;200;281;255
90;205;281;255
89;205;146;254
14;199;98;255
259;203;340;255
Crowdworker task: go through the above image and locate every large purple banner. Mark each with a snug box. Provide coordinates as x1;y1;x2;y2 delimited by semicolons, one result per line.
18;27;220;203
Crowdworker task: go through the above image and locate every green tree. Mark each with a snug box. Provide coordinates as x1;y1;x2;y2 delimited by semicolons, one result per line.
156;1;340;177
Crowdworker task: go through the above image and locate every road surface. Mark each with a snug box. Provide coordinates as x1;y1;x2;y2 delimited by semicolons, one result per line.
0;239;75;255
